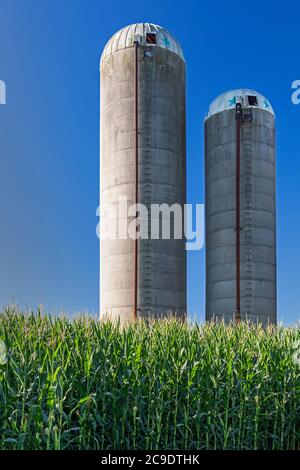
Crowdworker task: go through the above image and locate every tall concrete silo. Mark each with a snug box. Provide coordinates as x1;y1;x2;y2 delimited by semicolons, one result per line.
100;23;186;323
205;89;277;325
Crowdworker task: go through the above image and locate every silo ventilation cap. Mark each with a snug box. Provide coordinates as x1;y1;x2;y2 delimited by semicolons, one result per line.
100;23;184;65
205;88;275;120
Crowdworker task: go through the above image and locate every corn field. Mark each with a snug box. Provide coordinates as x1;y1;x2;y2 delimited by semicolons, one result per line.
0;308;299;450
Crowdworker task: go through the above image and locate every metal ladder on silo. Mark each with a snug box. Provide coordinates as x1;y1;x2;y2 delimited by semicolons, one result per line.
242;120;254;317
141;58;154;315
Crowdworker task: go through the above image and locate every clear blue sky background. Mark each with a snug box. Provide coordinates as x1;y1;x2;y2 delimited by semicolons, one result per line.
0;0;299;323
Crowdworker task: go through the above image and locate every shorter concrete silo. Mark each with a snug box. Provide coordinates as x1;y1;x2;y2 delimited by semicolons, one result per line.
205;89;277;325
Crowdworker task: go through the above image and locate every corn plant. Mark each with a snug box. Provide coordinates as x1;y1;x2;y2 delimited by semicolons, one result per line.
0;307;299;450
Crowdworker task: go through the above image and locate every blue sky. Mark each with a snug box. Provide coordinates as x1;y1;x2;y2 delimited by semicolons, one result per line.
0;0;299;323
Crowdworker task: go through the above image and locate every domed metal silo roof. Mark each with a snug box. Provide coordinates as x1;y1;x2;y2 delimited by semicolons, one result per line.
100;23;184;64
205;88;275;120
